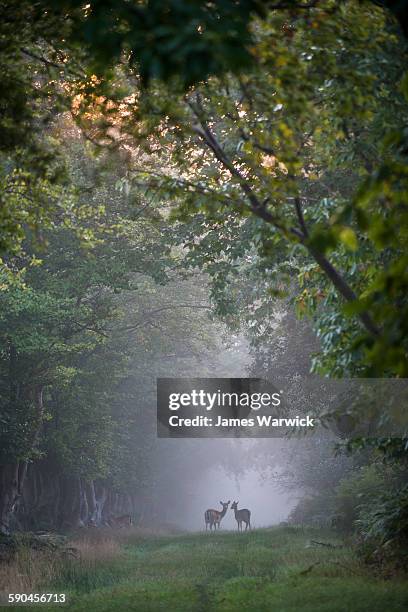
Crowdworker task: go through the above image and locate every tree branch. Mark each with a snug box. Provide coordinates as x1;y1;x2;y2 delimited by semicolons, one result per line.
269;1;320;8
116;304;212;333
21;47;84;79
189;104;381;337
294;196;309;238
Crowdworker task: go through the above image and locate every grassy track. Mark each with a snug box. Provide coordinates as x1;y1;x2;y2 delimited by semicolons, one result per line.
11;527;408;611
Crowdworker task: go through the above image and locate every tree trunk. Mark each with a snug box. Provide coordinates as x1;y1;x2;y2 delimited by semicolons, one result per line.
0;386;45;533
95;482;109;525
79;478;88;525
0;463;20;534
85;480;97;525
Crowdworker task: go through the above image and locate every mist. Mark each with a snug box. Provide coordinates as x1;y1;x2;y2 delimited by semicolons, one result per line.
149;435;298;531
183;463;296;531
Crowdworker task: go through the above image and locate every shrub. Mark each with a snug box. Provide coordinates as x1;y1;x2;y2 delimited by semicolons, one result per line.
356;483;408;570
288;493;337;527
333;464;391;533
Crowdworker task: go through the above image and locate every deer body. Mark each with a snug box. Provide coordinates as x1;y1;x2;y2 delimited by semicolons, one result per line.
108;514;132;528
204;500;230;531
231;501;251;531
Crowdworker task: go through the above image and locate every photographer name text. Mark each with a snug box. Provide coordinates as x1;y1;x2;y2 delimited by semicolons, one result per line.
168;414;315;428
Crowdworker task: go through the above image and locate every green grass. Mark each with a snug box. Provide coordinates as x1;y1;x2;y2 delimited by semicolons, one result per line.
13;527;408;611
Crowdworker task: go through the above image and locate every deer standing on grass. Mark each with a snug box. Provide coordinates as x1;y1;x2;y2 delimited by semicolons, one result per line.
204;500;230;531
108;514;132;528
231;501;251;531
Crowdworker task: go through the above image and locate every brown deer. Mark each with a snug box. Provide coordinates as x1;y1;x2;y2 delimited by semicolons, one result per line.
231;501;251;531
204;500;230;531
108;514;132;528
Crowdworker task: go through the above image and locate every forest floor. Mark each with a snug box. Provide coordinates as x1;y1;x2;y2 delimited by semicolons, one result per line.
2;526;408;611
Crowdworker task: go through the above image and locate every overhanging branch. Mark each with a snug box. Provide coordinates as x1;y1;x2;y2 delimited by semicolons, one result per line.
189;103;381;337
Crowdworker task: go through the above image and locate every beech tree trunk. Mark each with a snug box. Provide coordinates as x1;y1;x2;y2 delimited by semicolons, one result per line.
0;463;21;534
93;481;108;525
1;455;136;532
0;387;44;534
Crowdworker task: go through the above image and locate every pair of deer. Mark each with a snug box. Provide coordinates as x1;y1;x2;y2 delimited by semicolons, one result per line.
204;500;251;531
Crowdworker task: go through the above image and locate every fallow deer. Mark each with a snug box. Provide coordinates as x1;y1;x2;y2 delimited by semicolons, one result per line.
231;501;251;531
108;514;132;528
204;500;230;531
